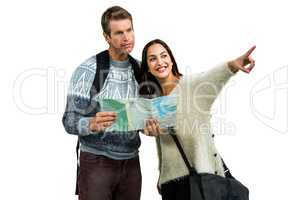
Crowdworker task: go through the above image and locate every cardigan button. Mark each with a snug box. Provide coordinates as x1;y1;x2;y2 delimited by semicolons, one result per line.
212;134;215;138
213;153;217;157
214;171;218;175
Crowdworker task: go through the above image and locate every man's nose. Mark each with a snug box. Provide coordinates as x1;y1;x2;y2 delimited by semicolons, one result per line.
123;32;129;41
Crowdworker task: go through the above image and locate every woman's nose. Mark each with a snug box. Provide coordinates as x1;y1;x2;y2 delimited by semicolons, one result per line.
157;58;163;65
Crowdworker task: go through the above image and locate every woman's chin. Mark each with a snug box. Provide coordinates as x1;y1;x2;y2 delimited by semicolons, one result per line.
155;73;169;80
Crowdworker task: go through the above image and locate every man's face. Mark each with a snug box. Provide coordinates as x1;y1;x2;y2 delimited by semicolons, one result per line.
105;19;135;55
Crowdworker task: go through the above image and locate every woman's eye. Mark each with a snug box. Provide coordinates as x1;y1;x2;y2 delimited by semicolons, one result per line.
149;58;156;62
161;54;167;58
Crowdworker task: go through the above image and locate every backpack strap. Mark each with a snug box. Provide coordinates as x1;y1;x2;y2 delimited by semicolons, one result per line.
75;139;80;194
93;50;111;93
93;51;141;92
128;54;141;84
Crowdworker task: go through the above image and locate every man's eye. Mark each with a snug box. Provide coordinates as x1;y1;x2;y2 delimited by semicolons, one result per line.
114;32;123;35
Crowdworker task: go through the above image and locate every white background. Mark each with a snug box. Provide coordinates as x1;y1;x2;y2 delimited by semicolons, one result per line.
0;0;299;199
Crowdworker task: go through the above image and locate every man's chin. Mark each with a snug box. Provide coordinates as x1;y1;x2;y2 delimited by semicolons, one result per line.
123;47;133;54
116;47;133;57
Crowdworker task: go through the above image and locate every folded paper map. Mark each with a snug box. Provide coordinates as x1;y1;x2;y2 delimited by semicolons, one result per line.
98;95;177;132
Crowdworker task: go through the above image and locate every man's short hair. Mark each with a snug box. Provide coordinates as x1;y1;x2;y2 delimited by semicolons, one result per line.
101;6;133;36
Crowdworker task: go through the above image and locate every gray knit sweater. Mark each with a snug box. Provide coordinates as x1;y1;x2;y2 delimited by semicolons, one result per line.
62;55;141;160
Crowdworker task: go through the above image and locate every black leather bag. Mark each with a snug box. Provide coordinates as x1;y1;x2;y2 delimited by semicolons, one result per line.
169;130;249;200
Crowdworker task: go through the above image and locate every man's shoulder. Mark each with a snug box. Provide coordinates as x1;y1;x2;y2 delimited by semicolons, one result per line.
70;55;97;79
77;55;97;71
135;59;141;66
68;55;97;96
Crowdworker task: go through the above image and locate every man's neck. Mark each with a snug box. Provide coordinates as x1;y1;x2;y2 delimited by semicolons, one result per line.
108;47;129;61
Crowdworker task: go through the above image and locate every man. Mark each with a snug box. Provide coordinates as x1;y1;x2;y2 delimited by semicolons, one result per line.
62;6;142;200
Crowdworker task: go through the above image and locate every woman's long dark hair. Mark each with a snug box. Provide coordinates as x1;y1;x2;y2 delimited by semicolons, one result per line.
139;39;182;98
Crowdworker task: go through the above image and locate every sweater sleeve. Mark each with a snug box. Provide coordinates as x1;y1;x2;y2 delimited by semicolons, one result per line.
190;63;235;112
62;98;98;136
62;56;98;136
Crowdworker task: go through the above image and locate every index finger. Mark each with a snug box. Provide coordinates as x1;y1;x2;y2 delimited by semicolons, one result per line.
244;45;256;57
96;112;117;117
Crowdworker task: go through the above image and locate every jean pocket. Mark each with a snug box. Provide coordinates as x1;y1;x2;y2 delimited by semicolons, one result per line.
80;151;100;164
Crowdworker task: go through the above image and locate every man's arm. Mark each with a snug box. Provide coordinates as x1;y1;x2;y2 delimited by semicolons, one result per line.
62;93;98;136
61;57;116;136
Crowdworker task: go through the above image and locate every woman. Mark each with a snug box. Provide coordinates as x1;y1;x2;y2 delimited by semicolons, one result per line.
140;39;255;200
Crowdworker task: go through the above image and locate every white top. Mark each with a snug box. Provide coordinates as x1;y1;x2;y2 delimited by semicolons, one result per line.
157;63;235;186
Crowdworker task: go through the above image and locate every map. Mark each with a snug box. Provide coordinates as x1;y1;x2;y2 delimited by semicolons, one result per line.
98;95;177;132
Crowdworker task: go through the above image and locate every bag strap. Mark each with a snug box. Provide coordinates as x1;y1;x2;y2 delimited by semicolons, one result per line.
221;158;234;178
168;127;196;174
169;128;206;200
168;127;233;178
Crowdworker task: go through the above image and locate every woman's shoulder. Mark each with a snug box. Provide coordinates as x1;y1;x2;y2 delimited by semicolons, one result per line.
179;63;233;83
177;72;205;85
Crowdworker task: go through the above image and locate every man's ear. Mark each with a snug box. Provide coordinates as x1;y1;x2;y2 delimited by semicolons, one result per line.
103;32;110;43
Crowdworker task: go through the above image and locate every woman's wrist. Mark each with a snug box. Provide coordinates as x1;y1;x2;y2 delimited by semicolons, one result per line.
227;61;239;73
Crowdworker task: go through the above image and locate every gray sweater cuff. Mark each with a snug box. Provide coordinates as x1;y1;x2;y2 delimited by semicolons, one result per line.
78;117;97;136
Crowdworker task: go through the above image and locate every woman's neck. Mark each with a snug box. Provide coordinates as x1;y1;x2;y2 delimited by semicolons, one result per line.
158;76;179;96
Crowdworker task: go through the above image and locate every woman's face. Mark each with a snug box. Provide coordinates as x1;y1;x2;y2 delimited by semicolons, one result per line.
146;43;174;82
